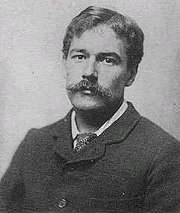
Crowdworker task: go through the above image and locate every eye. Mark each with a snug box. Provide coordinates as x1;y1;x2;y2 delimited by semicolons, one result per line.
96;54;120;66
71;55;86;61
103;58;116;65
100;57;118;66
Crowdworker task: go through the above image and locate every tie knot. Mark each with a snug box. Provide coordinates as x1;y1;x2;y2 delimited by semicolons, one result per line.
75;133;97;152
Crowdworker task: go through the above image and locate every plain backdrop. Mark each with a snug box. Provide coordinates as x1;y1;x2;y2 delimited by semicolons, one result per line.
0;0;180;178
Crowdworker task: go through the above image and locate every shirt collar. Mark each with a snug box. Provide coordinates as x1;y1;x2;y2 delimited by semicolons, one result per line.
71;100;128;139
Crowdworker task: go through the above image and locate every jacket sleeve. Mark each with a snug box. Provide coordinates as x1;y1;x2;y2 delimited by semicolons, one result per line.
145;139;180;212
0;130;34;212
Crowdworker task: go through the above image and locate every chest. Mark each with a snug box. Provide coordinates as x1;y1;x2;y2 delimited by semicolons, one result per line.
22;145;149;212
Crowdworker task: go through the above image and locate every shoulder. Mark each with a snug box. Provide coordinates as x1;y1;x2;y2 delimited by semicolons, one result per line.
122;102;180;159
131;115;180;157
27;115;69;138
123;102;179;149
14;111;72;159
138;116;178;143
25;109;72;140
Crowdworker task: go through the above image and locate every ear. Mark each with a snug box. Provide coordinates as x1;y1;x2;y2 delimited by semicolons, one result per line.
125;65;138;87
62;58;67;80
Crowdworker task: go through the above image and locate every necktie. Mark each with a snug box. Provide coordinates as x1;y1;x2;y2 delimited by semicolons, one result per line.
74;133;97;152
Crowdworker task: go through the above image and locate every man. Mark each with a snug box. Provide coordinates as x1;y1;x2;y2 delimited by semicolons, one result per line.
0;6;180;213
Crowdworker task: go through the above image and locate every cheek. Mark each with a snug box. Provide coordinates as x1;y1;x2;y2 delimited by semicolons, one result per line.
112;78;126;93
98;68;127;91
66;60;87;78
65;65;81;84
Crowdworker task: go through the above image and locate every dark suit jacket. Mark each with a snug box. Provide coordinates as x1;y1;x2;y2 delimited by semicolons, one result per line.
0;103;180;213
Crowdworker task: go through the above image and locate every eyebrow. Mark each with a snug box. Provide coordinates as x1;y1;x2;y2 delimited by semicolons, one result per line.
69;48;88;55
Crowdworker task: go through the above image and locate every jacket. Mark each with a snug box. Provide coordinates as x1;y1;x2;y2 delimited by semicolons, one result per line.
0;102;180;212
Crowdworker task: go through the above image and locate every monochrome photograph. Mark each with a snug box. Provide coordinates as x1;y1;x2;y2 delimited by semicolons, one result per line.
0;0;180;212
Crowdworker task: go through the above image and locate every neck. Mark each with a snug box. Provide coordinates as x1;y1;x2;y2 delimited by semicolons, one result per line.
74;100;124;133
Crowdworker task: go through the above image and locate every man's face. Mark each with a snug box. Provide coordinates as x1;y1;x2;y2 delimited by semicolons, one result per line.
63;25;135;111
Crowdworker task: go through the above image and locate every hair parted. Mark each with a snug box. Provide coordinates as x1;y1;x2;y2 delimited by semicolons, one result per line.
62;6;144;69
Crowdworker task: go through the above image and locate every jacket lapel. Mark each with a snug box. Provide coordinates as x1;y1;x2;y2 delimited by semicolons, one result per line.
98;102;141;145
52;102;141;165
52;110;75;161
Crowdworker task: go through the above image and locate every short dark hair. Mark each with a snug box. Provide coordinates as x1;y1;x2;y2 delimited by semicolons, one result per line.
62;6;144;69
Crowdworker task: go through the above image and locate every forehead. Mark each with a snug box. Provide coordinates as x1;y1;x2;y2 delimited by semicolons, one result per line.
69;25;126;56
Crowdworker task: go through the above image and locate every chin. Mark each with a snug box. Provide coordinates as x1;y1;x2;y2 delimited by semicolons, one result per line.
72;99;106;112
74;103;104;112
69;93;105;111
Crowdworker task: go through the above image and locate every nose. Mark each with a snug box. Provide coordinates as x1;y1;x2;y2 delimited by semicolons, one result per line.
82;56;98;82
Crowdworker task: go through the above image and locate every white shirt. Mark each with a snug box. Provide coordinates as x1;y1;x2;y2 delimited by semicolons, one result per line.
71;100;128;148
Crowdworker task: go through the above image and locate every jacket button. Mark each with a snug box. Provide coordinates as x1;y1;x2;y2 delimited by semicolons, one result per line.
58;198;67;208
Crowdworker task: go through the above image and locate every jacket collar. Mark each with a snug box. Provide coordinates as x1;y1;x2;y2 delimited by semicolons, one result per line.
51;102;141;165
